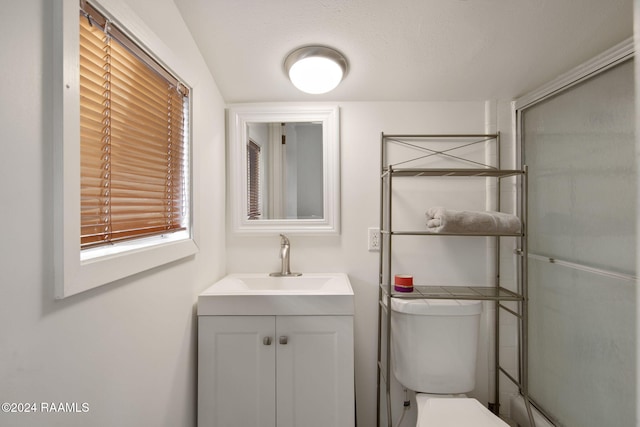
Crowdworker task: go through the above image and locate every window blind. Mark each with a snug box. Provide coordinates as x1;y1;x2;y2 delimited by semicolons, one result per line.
79;2;189;249
247;140;261;219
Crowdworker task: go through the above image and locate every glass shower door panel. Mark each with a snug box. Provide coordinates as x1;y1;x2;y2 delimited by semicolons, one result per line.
524;59;636;274
528;258;635;427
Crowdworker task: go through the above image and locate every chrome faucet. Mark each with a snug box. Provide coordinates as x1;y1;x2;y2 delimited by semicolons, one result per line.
269;234;302;277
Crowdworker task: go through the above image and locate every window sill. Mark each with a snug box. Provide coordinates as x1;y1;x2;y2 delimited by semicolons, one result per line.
57;234;198;299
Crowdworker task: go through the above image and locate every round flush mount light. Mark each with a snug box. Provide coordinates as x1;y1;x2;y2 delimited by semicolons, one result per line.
284;46;349;94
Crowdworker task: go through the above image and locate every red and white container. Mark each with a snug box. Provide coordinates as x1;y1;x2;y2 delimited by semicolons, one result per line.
394;274;414;293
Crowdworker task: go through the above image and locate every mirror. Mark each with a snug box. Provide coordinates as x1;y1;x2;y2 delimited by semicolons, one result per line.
228;105;340;234
247;121;324;220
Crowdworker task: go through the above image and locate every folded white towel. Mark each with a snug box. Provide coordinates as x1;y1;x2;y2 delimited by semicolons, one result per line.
425;207;521;234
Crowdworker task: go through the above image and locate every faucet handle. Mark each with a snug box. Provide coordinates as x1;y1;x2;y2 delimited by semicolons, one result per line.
279;234;290;245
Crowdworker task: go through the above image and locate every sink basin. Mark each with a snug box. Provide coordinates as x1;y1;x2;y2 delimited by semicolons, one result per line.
202;273;352;293
240;277;327;291
198;273;354;316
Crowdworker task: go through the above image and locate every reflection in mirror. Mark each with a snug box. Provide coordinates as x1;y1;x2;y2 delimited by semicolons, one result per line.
228;105;340;234
247;122;323;220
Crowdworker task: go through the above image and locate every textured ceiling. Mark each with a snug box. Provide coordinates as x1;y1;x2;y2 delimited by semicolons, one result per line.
173;0;633;103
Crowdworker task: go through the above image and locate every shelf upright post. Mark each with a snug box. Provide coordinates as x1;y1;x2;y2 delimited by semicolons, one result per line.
520;165;532;419
376;132;384;427
493;133;501;414
384;162;393;427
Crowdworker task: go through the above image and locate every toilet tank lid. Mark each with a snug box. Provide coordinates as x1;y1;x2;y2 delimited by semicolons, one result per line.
390;298;482;316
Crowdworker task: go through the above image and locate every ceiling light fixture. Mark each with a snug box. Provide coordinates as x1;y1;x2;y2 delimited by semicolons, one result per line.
284;46;348;94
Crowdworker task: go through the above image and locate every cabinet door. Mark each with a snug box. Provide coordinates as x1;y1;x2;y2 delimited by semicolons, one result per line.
276;316;354;427
198;316;276;427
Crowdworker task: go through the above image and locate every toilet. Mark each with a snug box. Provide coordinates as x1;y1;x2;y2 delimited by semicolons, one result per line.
390;298;509;427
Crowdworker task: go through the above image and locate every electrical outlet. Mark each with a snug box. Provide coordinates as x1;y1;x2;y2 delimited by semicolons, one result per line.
368;227;380;251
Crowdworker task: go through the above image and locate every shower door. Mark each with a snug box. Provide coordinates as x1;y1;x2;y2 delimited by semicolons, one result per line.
520;56;636;426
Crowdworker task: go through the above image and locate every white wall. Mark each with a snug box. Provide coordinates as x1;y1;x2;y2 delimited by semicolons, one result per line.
0;1;226;426
225;101;510;427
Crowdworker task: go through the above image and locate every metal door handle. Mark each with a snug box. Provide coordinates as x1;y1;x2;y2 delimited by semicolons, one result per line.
263;336;272;346
279;336;288;345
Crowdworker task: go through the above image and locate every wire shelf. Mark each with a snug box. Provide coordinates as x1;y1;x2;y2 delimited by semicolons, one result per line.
382;168;524;178
380;284;523;301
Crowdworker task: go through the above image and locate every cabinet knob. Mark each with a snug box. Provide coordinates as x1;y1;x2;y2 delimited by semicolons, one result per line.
263;336;272;346
279;336;288;345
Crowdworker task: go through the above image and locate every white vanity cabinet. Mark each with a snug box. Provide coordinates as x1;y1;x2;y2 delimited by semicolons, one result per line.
198;314;354;427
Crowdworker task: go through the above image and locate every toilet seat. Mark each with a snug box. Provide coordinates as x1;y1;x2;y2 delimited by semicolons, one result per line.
416;394;509;427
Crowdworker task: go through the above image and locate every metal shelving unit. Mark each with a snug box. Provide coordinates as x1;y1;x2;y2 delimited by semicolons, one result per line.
376;133;529;427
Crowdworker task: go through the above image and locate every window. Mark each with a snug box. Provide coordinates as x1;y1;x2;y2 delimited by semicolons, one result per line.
79;2;188;248
53;0;197;298
247;139;261;219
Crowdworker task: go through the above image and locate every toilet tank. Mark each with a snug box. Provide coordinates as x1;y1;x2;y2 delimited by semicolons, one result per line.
390;298;482;394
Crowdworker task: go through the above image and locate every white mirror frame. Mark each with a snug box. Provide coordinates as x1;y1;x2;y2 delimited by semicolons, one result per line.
228;104;340;234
